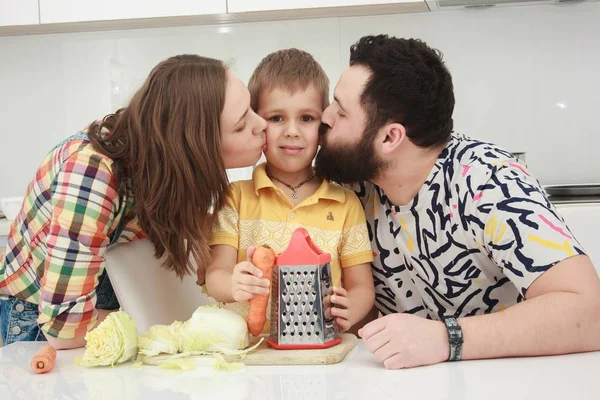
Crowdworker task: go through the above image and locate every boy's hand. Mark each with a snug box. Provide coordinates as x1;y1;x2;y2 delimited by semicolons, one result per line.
231;248;270;302
324;286;352;332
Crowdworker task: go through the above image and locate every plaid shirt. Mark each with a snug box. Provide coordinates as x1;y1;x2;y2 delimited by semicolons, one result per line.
0;133;145;339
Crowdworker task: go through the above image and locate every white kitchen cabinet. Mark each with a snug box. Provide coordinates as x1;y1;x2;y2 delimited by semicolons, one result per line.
227;0;427;13
39;0;227;24
0;0;39;27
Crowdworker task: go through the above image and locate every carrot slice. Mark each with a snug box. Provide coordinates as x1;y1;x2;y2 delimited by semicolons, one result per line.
31;345;57;374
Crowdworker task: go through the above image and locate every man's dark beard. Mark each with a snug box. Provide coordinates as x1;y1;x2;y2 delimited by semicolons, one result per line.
315;125;386;183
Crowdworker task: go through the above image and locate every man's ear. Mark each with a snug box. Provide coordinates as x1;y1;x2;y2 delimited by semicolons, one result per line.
379;123;406;155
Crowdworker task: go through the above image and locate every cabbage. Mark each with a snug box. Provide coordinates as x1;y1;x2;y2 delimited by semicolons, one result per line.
213;353;244;372
76;306;261;370
179;306;250;355
138;321;183;357
158;358;196;371
76;311;138;367
139;306;263;366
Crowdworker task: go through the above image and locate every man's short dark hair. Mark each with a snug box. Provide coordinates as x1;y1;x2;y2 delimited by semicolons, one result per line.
350;35;455;148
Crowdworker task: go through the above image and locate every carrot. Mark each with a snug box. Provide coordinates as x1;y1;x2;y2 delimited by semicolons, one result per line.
31;345;57;374
247;246;276;336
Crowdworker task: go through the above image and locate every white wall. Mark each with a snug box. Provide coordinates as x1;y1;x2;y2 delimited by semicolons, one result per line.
1;2;599;198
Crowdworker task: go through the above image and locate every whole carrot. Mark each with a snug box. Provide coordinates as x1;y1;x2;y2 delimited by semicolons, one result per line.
31;345;57;374
247;246;276;336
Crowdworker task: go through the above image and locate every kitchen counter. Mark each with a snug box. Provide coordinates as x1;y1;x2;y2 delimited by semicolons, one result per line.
548;195;600;205
1;341;599;400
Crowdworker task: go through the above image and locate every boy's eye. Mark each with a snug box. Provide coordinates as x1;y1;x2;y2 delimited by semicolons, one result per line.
269;116;283;123
300;115;313;123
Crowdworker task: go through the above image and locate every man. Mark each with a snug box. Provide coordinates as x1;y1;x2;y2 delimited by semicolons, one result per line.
315;34;600;369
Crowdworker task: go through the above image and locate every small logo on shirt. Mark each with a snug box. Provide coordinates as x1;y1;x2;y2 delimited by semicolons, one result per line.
327;211;334;221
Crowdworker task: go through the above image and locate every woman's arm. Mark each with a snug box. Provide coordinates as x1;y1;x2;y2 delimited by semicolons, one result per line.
45;309;113;350
38;150;122;347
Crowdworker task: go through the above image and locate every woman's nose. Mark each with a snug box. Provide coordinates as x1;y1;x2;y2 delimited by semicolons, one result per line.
254;113;267;134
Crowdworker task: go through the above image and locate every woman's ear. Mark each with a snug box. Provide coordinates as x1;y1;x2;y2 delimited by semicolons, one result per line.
379;123;406;155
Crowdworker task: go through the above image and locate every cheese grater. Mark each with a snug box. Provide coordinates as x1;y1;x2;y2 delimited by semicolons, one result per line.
266;228;342;350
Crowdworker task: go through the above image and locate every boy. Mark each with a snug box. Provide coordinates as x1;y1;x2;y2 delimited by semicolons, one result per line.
205;49;374;334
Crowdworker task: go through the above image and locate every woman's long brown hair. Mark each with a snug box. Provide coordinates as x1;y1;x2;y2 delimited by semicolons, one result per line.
88;54;229;278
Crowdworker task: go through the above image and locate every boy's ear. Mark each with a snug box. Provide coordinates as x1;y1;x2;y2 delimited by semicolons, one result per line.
379;123;406;155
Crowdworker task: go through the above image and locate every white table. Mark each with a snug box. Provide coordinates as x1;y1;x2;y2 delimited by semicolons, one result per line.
1;341;599;400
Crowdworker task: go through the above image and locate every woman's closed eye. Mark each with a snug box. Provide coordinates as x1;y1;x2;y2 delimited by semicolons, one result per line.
235;122;247;132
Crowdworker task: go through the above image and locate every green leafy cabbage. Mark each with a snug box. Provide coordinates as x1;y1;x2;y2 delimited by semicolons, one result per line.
76;311;138;367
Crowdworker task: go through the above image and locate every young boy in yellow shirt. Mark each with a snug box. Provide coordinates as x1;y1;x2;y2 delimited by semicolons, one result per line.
205;49;374;334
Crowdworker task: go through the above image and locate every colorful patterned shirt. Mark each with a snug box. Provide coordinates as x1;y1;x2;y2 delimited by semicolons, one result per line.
0;133;145;339
350;133;585;319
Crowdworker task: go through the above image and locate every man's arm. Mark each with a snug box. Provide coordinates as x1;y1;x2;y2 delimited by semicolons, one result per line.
459;254;600;359
359;255;600;369
360;162;600;368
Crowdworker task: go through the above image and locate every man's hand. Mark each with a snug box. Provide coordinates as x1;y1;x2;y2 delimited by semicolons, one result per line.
324;287;352;332
358;313;449;369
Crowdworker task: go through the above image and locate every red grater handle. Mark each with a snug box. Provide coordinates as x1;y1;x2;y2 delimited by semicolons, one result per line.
277;227;331;265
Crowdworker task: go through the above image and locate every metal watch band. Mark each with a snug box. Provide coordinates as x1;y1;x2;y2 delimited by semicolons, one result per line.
443;317;463;361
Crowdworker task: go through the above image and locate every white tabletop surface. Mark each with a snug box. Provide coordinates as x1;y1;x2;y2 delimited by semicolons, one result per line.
1;340;599;400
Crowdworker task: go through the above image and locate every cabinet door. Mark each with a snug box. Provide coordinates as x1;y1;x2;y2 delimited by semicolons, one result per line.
227;0;423;13
0;0;39;27
39;0;226;24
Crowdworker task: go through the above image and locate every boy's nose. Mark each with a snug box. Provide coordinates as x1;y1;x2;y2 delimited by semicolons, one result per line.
284;121;299;138
284;130;299;138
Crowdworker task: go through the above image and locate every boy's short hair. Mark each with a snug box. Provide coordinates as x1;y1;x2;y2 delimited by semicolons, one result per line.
248;48;330;112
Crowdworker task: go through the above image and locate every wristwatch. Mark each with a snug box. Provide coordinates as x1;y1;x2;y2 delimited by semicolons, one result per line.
443;317;463;361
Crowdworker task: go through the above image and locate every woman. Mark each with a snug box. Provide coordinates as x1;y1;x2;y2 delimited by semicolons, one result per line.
0;54;267;349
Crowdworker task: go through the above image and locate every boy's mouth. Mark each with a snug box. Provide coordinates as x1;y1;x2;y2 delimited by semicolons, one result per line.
280;145;303;155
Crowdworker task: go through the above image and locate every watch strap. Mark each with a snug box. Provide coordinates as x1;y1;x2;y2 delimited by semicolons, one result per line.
443;317;463;361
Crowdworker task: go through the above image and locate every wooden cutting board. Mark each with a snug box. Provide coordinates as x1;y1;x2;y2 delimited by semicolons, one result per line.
240;333;357;365
142;333;357;366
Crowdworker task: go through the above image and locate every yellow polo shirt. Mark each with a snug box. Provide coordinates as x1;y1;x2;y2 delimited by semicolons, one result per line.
209;163;373;326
